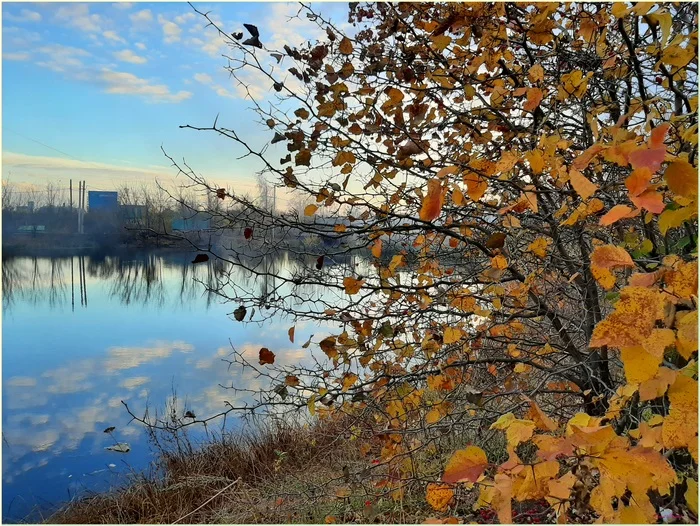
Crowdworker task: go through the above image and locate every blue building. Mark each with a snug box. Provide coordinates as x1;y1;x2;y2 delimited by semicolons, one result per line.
88;191;118;211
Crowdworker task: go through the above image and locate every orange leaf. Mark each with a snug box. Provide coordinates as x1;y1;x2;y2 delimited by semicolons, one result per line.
371;239;383;258
649;122;670;149
599;205;635;226
259;348;275;365
569;168;598;200
288;326;295;343
442;446;488;484
304;204;318;216
625;168;652;196
419;178;445;221
630;189;665;214
426;483;454;512
523;87;543;112
343;277;364;295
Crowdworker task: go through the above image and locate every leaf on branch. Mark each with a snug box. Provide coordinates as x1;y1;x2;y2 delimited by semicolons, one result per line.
343;277;364;295
442;446;488;484
569;168;598;200
599;205;635;226
288;326;295;343
338;37;353;55
665;160;698;199
304;204;318;216
419;178;445;222
259;347;275;365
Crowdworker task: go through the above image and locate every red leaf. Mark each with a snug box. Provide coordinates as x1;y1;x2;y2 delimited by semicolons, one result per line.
259;348;275;365
244;227;253;240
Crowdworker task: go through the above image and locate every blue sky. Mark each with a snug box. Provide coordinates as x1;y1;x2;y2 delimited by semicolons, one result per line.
2;2;349;199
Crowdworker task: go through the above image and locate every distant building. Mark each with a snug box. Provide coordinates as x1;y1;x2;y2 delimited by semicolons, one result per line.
88;191;119;211
121;205;148;223
172;212;212;232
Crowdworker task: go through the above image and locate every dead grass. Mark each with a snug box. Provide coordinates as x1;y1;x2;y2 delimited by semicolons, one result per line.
47;415;439;524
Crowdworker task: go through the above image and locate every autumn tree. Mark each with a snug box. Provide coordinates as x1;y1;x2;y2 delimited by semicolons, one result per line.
150;2;697;523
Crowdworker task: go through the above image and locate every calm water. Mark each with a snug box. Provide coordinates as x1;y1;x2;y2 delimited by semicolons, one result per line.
1;250;343;522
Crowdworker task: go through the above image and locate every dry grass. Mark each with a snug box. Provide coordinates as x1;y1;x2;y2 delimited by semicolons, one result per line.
48;415;438;524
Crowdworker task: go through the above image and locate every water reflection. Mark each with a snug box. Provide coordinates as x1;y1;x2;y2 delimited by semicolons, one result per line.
1;250;348;522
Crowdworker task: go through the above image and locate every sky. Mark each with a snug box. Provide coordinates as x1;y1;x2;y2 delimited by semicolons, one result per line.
1;2;350;203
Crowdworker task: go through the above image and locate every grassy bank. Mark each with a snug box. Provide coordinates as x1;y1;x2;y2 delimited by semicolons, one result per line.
48;417;441;524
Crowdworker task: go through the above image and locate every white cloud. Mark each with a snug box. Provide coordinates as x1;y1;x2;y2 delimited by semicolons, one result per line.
35;44;91;73
100;69;192;103
135;42;147;50
4;9;42;23
193;72;213;84
2;151;176;188
119;376;151;390
103;30;126;44
113;2;133;9
174;12;195;25
6;376;37;387
3;52;31;61
54;4;103;33
157;14;181;43
4;26;41;48
130;9;153;24
113;49;147;64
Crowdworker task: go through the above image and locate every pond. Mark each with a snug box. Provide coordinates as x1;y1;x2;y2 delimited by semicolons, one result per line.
1;250;348;522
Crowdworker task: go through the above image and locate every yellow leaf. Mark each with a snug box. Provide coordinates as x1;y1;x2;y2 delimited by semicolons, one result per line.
304;204;318;216
620;346;661;384
665;160;698;199
526;150;545;174
589;245;635;290
343;277;364;295
426;483;454;512
443;327;462;344
662;375;698;454
342;373;358;392
526;400;558;431
491;255;508;270
658;206;697;235
686;479;698;515
490;413;536;447
307;394;316;416
442;446;489;484
426;408;441;425
464;172;488;201
590;287;666;349
527;237;550;258
676;310;698;359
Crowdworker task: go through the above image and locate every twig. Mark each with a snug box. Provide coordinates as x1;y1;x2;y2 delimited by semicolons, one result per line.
172;477;241;524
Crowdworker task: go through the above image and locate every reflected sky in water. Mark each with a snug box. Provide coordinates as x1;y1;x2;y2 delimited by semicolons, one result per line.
2;251;338;522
